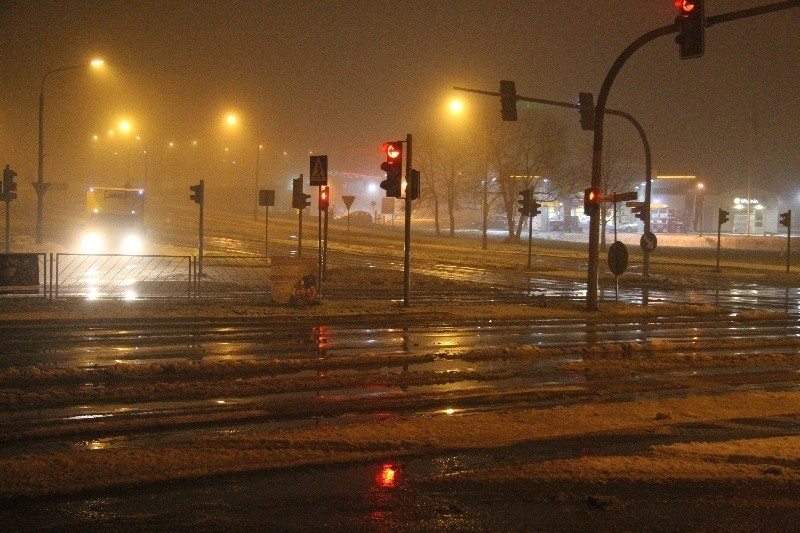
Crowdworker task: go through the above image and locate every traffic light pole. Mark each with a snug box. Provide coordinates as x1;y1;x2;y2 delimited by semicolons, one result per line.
587;1;799;309
298;174;304;258
786;210;792;274
4;200;10;253
458;0;800;311
403;133;413;307
198;192;204;278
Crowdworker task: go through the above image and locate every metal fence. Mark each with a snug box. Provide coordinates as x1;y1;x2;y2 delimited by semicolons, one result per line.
195;255;270;299
55;254;194;299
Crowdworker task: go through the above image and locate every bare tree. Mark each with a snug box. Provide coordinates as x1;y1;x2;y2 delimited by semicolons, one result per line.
485;111;567;241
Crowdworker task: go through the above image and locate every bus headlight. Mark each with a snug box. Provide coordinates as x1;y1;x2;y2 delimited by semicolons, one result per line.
121;234;143;255
81;232;104;254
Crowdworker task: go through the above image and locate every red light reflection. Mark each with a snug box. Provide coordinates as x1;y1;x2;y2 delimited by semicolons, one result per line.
377;463;397;488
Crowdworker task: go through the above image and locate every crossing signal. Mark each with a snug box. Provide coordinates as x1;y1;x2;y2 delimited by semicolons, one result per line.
584;187;601;217
517;189;532;217
292;177;310;209
500;80;517;121
189;180;204;205
779;210;791;229
675;0;704;60
718;208;729;226
380;141;403;198
319;186;329;210
2;165;18;202
578;92;594;131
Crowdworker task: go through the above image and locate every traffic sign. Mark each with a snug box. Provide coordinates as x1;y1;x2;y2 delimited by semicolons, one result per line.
640;231;657;253
310;155;328;186
607;241;628;276
259;189;275;207
342;195;355;210
613;191;638;203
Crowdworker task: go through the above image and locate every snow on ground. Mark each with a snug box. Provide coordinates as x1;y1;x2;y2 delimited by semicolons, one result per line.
1;390;798;497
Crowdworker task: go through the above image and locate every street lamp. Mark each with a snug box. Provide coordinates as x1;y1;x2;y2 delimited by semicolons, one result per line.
693;182;704;235
36;58;105;244
224;112;263;221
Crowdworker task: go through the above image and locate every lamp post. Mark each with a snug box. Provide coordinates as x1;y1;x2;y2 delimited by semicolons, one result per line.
36;59;104;244
224;112;263;221
253;142;263;221
693;182;704;235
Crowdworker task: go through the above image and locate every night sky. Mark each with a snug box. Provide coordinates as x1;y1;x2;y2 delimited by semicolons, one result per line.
1;1;798;201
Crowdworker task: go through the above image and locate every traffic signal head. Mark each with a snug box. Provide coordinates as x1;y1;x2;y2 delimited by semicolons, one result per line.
189;180;204;205
3;165;18;201
779;210;791;228
500;80;517;121
380;141;403;198
627;201;649;222
292;177;310;209
530;198;541;218
584;187;601;216
319;186;329;210
578;92;594;131
517;189;532;217
675;0;704;60
407;169;421;201
718;208;729;225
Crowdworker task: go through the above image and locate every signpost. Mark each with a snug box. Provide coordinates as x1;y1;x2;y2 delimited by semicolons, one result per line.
640;232;657;253
342;195;356;246
259;189;275;259
607;241;628;302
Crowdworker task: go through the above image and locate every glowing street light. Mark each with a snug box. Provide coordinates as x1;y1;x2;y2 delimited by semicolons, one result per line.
36;57;106;243
448;98;464;114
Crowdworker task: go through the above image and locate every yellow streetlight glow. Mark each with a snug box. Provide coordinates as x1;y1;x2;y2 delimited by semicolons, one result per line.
449;98;464;114
226;113;237;126
118;120;132;133
90;59;105;68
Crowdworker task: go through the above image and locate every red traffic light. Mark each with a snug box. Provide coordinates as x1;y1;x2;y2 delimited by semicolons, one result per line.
319;186;329;210
382;142;402;161
584;187;601;216
675;0;696;16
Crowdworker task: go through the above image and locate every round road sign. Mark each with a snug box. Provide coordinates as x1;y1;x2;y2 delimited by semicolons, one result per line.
640;231;657;253
608;241;628;276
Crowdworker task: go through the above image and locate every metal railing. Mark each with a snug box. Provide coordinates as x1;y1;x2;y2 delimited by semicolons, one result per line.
194;255;270;299
55;254;193;299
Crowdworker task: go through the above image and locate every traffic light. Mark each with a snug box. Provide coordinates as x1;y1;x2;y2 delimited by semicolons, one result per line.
292;177;311;209
380;141;403;198
675;0;704;60
718;208;729;226
779;210;791;228
584;187;601;216
319;186;329;210
518;189;532;217
530;198;541;217
189;180;204;205
500;80;517;121
628;202;649;222
578;92;594;131
2;165;18;202
407;169;421;201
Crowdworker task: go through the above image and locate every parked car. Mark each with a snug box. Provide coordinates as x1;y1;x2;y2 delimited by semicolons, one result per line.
334;210;373;225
